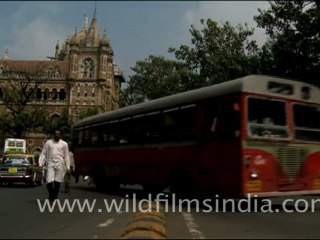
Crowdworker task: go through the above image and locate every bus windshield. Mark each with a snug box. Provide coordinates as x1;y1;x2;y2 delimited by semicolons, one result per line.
293;104;320;142
247;97;289;139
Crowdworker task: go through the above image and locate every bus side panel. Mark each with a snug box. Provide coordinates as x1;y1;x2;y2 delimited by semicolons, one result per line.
74;140;243;197
196;141;243;197
74;145;166;185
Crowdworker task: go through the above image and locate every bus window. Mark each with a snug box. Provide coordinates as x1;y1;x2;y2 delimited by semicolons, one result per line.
83;129;91;146
131;113;162;144
152;104;197;141
202;100;219;139
162;108;179;139
268;81;293;95
102;132;108;143
178;104;196;140
109;121;121;145
119;118;132;144
293;104;320;142
247;97;289;139
216;100;241;139
144;113;163;142
77;130;84;147
107;118;133;145
91;128;99;146
301;87;310;100
16;142;23;147
73;130;79;147
132;115;146;143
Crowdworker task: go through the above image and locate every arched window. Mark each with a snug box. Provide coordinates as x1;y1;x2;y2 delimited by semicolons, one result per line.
0;87;3;99
51;114;60;124
59;88;66;100
52;88;58;100
36;88;42;100
43;88;49;100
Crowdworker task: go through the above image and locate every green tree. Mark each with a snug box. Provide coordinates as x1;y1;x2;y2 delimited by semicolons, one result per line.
43;108;72;141
254;1;320;85
0;70;49;138
121;55;196;105
169;18;260;86
122;19;261;105
79;107;99;120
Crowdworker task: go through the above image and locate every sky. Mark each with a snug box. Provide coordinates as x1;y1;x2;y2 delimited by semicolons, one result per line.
0;1;270;81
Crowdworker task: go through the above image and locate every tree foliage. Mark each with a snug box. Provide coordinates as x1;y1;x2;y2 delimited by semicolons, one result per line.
121;55;196;105
41;108;72;141
122;1;320;105
169;19;260;85
122;19;261;105
254;0;320;85
79;106;99;120
0;71;50;138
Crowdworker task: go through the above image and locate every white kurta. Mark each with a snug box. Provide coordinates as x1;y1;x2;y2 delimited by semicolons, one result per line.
39;139;70;183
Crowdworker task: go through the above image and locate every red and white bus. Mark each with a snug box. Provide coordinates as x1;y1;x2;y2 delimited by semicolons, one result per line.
72;75;320;198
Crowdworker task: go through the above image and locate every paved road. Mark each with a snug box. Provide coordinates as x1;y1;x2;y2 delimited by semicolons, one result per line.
166;195;320;239
0;181;134;239
1;180;320;239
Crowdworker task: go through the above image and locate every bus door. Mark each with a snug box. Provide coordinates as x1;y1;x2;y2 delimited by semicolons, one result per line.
198;96;242;196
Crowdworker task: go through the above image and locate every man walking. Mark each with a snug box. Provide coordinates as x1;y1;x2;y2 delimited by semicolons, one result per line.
39;128;70;203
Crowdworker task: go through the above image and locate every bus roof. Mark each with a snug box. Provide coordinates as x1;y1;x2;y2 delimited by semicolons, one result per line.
5;138;26;142
73;74;320;128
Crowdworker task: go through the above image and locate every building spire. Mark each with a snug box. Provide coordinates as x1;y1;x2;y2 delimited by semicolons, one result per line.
94;0;97;18
55;40;60;59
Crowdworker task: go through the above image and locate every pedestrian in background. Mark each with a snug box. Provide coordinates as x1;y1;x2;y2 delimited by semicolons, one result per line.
64;148;75;193
39;128;70;203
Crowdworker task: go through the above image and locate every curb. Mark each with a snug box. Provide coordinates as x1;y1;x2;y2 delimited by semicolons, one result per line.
120;202;167;239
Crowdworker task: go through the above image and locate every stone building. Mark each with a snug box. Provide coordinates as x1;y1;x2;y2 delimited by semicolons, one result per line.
0;13;124;155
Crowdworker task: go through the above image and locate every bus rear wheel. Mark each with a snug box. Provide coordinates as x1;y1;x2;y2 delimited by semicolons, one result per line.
94;176;119;192
142;184;165;195
169;169;196;199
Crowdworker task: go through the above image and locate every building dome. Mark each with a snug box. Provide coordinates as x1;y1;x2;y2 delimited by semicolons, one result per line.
69;29;87;45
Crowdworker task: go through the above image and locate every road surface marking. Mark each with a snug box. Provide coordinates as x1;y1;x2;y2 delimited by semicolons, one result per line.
98;218;114;228
182;212;206;239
